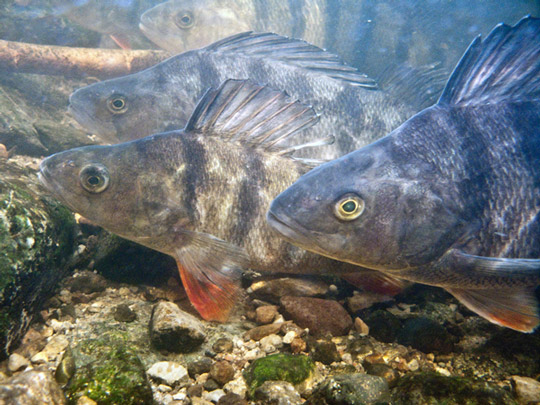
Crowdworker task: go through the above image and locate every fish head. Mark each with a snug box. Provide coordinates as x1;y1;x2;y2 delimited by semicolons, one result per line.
38;135;192;249
68;66;193;142
268;140;465;271
139;0;252;53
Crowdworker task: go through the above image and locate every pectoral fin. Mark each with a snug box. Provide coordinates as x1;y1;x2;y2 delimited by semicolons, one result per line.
447;286;540;333
174;230;249;322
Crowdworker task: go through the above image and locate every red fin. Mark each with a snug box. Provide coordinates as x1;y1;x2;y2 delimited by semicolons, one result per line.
176;260;238;322
447;287;540;332
173;229;248;322
110;34;132;50
341;271;409;296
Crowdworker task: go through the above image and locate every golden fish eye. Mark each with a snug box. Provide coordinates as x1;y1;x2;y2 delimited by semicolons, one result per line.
334;194;364;221
79;164;110;194
175;11;194;29
107;95;127;114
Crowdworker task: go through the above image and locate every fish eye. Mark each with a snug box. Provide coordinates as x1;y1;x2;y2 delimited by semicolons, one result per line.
79;164;110;194
107;95;127;114
334;194;365;221
175;11;194;29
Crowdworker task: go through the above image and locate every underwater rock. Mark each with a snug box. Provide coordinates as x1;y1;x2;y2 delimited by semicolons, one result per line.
65;270;108;294
7;352;30;372
363;310;403;343
510;376;540;404
244;323;284;341
147;361;189;386
397;317;455;354
187;357;213;378
393;372;518;405
280;296;352;337
216;392;248;405
253;381;302;405
308;338;341;365
0;160;76;358
248;277;329;303
0;73;98;157
113;303;137;323
364;363;400;388
212;337;234;353
243;353;315;397
65;333;153;404
255;305;278;324
0;367;66;404
306;373;390;405
149;301;206;352
210;361;235;386
260;334;283;354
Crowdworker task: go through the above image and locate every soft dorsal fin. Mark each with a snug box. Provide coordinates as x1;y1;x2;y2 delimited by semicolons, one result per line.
185;79;332;162
204;31;378;89
439;16;540;107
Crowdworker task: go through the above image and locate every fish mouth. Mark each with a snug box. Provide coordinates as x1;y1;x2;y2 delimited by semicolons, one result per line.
266;210;332;256
67;104;118;141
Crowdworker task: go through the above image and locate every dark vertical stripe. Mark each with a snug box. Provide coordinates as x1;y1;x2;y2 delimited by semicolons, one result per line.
177;135;208;223
228;152;266;245
289;0;306;40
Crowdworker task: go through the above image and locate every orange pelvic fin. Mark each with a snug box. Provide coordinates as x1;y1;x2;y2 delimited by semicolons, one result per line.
447;286;540;333
174;230;248;322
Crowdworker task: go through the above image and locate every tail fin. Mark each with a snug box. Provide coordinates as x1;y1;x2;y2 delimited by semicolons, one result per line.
439;16;540;106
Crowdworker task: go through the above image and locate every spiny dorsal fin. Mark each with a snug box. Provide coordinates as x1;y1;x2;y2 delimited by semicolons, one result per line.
439;16;540;107
204;31;378;89
185;79;332;161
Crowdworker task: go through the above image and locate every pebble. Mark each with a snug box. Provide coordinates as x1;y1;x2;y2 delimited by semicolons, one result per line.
66;271;108;294
364;363;400;388
203;389;226;403
347;291;392;313
8;353;30;372
0;368;65;404
223;376;248;398
309;338;341;365
173;391;188;401
280;296;352;337
397;317;454;354
364;310;402;343
0;144;8;159
209;361;235;386
354;317;370;336
158;384;172;392
30;351;49;364
217;392;248;405
248;277;329;303
244;348;264;361
254;381;302;405
147;361;189;386
188;358;213;378
187;384;204;398
191;397;214;405
290;337;307;354
243;323;283;341
260;334;283;353
283;330;297;344
308;373;390;404
511;375;540;403
212;337;233;353
255;305;278;324
149;301;206;352
77;396;98;405
113;303;137;322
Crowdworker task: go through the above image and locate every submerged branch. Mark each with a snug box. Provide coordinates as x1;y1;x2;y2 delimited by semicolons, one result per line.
0;40;171;79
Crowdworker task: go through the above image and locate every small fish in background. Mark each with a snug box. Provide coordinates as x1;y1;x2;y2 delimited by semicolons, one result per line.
268;16;540;332
138;0;538;77
39;79;405;322
68;31;444;161
17;0;163;49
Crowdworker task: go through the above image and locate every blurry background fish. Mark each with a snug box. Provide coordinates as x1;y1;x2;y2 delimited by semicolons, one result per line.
11;0;164;49
139;0;539;77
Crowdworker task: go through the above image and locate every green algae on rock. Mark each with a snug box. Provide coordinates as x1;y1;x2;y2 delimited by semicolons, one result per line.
0;161;76;358
393;372;518;405
243;353;314;397
65;332;153;405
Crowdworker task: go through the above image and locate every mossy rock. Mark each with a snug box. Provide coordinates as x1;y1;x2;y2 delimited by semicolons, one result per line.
243;353;314;397
0;161;76;357
65;331;153;404
393;372;518;405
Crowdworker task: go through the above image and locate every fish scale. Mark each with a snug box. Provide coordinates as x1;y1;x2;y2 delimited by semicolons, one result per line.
268;16;540;332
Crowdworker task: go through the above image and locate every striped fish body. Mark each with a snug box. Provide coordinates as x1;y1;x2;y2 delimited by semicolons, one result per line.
139;0;538;76
69;32;440;161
